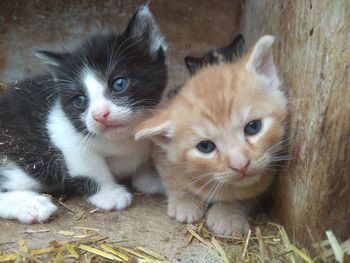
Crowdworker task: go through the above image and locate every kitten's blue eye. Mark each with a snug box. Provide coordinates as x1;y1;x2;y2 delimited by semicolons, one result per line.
73;95;87;108
196;140;216;154
111;77;129;93
244;120;262;136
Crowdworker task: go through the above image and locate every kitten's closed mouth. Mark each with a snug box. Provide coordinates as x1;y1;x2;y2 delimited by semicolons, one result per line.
101;122;127;132
234;172;255;181
216;172;253;182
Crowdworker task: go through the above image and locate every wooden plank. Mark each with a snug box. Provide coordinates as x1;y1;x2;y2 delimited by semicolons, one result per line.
241;0;350;248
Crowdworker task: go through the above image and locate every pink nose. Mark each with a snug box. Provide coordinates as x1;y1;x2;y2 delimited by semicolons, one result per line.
228;148;251;173
93;110;110;124
230;159;250;173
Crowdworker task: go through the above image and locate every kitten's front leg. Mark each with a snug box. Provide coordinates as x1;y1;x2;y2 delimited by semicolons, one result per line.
87;184;132;211
68;151;132;211
167;192;205;224
206;202;250;236
132;162;164;195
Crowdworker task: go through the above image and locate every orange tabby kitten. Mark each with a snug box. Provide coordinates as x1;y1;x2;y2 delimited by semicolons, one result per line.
134;35;287;235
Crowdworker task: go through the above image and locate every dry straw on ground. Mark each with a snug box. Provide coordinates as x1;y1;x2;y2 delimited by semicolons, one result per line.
0;217;349;263
187;218;350;263
0;226;169;263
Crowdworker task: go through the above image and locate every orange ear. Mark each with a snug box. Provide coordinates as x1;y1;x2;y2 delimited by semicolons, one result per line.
134;109;173;145
245;35;280;88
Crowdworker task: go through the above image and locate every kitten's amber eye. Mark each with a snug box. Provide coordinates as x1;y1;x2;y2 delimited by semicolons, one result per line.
244;120;262;136
196;140;216;154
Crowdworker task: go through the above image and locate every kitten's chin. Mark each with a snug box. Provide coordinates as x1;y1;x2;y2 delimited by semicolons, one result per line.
100;125;133;139
101;123;128;133
213;171;262;187
230;172;263;187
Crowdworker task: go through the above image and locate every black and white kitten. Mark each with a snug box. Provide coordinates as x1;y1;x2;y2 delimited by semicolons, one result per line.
0;5;167;224
184;34;245;75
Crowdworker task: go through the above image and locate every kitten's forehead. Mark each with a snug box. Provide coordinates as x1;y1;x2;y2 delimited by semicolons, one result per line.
73;33;145;80
189;63;285;121
81;69;105;101
192;120;219;139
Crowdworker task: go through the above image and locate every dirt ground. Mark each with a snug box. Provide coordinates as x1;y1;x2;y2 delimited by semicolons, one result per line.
0;194;223;262
0;1;243;262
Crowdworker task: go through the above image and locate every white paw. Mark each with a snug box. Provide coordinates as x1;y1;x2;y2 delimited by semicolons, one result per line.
206;205;250;236
87;186;132;211
167;198;204;224
132;174;165;195
0;191;57;224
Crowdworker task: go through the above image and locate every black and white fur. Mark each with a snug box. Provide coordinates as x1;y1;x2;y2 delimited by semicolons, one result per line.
0;5;167;224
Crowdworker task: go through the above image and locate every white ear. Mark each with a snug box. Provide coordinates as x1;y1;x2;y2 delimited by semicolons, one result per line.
246;35;280;87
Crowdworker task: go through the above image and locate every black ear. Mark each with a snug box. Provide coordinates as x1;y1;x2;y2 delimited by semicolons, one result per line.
229;34;246;55
220;34;246;62
35;50;68;68
184;56;203;75
124;5;166;58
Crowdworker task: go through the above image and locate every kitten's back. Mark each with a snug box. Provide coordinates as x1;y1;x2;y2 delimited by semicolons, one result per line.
0;76;57;127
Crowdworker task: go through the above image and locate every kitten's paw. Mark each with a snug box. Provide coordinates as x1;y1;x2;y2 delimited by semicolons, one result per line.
206;205;250;236
87;186;132;211
0;192;57;224
18;195;57;224
132;174;165;195
167;198;204;224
